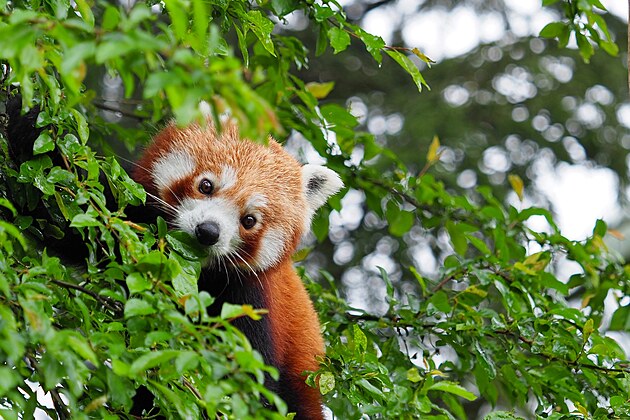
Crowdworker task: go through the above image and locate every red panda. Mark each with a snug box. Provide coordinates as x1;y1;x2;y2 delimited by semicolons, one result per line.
5;97;342;417
133;122;343;419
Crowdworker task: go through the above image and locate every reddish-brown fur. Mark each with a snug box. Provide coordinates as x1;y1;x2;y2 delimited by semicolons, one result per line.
134;122;326;419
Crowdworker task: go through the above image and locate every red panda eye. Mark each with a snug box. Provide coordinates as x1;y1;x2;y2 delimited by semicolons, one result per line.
241;215;257;230
198;179;214;195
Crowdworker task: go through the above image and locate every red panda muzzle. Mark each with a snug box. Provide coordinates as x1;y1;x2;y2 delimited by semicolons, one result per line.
194;221;221;246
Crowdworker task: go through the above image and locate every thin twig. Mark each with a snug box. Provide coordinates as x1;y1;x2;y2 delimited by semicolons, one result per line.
92;101;148;121
50;279;123;314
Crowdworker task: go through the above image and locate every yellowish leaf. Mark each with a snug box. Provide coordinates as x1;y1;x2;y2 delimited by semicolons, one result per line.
242;304;267;321
427;135;441;163
508;174;524;201
305;81;335;99
583;318;594;341
411;47;435;65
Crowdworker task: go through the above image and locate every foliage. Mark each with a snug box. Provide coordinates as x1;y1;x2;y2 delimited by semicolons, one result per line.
0;0;629;419
540;0;619;63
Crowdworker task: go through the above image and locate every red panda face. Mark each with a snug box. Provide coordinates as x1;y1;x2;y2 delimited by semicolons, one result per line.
134;122;343;272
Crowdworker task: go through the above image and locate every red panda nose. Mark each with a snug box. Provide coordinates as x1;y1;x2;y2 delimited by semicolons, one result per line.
195;221;220;246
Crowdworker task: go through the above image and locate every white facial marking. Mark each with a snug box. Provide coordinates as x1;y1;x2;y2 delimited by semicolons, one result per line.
175;197;241;260
301;164;344;231
245;193;268;210
220;165;237;190
152;150;196;194
152;150;196;195
254;228;286;270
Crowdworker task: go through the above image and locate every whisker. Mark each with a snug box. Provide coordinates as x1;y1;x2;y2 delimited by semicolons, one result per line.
225;254;244;287
145;191;179;215
233;251;263;291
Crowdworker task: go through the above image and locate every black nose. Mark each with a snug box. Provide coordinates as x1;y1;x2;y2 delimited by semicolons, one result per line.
195;221;220;246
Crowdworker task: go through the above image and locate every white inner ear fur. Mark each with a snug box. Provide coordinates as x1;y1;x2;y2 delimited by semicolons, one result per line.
301;164;343;228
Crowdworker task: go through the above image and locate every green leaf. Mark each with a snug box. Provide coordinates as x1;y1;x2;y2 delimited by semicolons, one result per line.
246;10;276;56
446;221;468;256
126;273;152;294
74;0;94;27
66;333;99;367
70;213;100;227
428;381;476;401
70;109;90;144
357;378;385;399
484;412;526;420
429;290;451;313
130;350;180;376
539;22;566;38
319;371;335;395
473;341;496;380
124;298;156;318
353;324;367;353
609;306;630;331
220;302;246;320
356;28;385;63
385;49;428;92
33;131;55;155
575;32;594;63
407;367;422;383
328;26;350;54
102;6;120;30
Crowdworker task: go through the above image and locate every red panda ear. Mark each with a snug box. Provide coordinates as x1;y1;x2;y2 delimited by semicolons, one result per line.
302;164;344;215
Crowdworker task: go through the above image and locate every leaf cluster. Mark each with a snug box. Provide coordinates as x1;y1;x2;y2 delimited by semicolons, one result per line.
0;0;628;419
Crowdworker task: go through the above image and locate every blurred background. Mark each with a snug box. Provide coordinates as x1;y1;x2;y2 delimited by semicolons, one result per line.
273;0;630;314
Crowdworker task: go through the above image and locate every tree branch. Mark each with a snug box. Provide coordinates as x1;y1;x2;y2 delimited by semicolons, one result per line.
50;279;124;315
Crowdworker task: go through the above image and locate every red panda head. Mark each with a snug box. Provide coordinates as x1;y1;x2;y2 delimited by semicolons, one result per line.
134;122;343;272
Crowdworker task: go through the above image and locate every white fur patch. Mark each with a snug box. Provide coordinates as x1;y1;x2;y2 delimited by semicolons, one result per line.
245;193;268;210
220;166;237;190
254;228;286;270
152;151;196;194
301;164;344;229
175;197;241;259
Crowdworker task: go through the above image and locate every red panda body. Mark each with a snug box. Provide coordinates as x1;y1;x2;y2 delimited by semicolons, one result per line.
134;122;343;419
